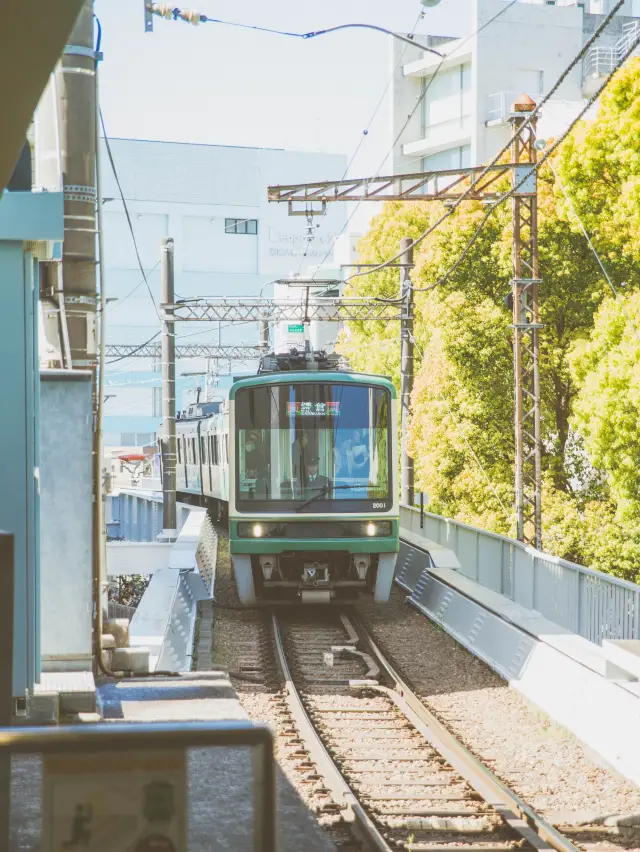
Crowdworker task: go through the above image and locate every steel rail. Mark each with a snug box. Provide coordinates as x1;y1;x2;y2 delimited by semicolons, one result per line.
349;613;582;852
270;613;392;852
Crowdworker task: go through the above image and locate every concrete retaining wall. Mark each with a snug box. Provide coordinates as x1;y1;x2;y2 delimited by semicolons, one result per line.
40;371;93;672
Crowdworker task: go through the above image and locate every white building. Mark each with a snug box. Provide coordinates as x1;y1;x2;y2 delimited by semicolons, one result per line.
100;139;346;446
390;0;639;175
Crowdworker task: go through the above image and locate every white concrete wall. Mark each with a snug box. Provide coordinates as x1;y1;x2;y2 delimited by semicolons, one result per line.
474;0;584;162
40;372;93;671
101;139;348;440
391;0;637;172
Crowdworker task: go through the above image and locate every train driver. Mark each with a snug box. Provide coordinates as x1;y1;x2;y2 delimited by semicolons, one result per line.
304;457;330;495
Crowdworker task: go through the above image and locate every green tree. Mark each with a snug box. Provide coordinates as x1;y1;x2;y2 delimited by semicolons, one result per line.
569;292;640;515
341;166;606;516
338;58;640;581
558;56;640;279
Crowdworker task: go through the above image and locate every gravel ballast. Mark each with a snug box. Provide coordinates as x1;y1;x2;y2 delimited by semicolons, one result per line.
357;588;640;847
209;527;640;851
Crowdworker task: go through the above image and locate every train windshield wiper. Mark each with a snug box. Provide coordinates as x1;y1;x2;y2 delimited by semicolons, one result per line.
296;484;364;512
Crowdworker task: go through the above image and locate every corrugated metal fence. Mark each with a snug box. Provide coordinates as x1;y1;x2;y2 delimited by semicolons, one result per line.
401;505;640;645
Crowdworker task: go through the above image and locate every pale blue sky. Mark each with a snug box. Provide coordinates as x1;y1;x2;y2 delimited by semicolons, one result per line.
95;0;470;178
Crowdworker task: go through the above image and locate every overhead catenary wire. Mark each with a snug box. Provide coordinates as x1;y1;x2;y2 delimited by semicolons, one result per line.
548;159;640;342
107;331;161;364
345;0;630;285
297;7;425;274
410;29;640;293
100;109;161;321
109;259;161;313
408;333;512;523
146;4;443;56
313;0;520;279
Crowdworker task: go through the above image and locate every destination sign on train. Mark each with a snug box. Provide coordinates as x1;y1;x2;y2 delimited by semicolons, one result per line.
286;401;340;417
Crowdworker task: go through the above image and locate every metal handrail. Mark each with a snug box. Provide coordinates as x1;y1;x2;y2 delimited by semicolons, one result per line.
583;20;640;79
402;502;640;591
0;721;276;851
400;504;640;644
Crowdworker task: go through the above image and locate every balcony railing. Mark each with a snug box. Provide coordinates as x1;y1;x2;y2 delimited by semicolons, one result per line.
583;21;640;84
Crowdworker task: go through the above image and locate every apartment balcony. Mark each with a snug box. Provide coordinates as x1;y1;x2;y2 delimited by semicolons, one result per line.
404;42;472;78
402;115;472;159
582;21;640;97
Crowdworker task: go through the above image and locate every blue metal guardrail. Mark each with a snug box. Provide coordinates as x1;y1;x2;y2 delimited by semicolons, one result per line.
106;490;191;543
401;504;640;645
108;496;218;672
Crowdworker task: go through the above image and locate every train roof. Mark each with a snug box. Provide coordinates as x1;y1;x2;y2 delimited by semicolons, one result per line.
229;371;396;400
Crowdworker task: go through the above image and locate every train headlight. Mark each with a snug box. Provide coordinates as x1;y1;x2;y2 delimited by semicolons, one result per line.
353;521;392;537
238;522;280;538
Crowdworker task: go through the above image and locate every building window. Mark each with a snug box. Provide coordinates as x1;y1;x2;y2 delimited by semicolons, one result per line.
225;218;258;235
422;63;471;137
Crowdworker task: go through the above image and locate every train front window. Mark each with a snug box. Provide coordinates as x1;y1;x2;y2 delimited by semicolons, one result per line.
235;383;391;512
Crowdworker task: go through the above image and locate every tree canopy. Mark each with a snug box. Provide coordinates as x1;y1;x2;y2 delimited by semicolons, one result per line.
339;58;640;582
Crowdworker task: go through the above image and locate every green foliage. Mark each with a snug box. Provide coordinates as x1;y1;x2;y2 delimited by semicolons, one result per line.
569;292;640;514
558;57;640;276
339;58;640;583
110;575;150;608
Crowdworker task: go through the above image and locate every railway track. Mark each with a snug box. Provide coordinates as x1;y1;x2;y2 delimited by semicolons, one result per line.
271;608;583;852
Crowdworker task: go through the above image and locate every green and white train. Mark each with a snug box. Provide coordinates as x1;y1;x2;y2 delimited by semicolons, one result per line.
174;352;399;604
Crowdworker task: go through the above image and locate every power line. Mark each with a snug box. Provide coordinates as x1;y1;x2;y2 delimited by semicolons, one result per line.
412;28;640;293
345;0;629;284
313;0;520;278
110;260;161;313
100;109;161;321
408;333;512;523
548;160;640;343
146;4;443;55
298;8;424;274
106;331;161;364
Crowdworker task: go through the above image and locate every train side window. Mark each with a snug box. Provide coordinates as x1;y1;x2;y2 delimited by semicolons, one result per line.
201;436;207;464
191;437;197;463
177;439;182;465
209;435;214;465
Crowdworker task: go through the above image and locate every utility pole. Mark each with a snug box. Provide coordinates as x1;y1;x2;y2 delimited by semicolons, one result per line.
35;0;97;367
160;237;177;540
400;238;415;507
510;96;542;550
